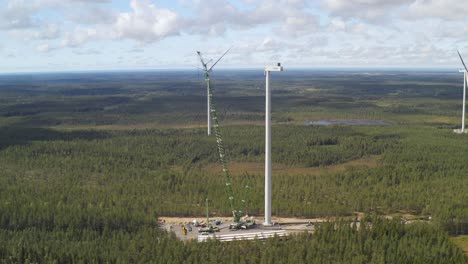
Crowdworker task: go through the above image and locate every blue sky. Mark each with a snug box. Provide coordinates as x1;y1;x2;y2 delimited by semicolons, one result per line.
1;0;468;73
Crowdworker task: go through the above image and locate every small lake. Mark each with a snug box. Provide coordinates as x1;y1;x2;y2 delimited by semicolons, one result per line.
305;120;391;126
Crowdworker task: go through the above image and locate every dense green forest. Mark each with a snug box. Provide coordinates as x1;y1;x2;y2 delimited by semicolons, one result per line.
1;218;466;263
0;70;467;262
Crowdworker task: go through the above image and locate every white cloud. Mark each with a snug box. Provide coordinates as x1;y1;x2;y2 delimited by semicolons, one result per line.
6;23;61;42
114;0;180;42
61;27;98;47
183;0;243;35
229;37;285;56
36;43;56;52
258;37;280;52
185;0;318;37
35;24;60;39
65;6;117;25
0;0;112;30
329;18;346;31
3;0;183;50
2;0;468;69
322;0;468;44
323;0;412;22
37;0;111;6
406;0;468;20
254;0;318;36
438;25;468;39
279;9;318;37
0;0;41;29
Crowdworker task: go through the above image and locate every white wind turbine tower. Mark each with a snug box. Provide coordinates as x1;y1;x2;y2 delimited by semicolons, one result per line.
263;63;283;226
197;49;231;136
454;50;468;134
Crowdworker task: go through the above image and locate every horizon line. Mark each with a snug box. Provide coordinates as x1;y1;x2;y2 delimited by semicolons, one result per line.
0;66;463;75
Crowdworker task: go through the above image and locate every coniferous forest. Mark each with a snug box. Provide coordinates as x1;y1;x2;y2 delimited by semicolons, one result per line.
0;70;467;263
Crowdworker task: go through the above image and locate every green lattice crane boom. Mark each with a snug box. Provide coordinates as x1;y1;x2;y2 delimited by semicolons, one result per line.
197;50;248;223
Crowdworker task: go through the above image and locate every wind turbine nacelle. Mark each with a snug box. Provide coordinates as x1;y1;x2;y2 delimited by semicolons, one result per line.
265;63;283;72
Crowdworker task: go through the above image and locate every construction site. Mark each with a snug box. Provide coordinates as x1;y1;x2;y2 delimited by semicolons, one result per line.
159;216;325;242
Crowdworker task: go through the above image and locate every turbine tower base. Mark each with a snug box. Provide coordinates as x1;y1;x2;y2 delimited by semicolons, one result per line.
453;129;468;134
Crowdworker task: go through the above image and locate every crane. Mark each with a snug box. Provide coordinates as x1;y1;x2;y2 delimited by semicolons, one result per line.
197;50;254;228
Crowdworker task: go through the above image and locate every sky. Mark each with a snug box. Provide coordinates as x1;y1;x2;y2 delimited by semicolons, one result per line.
1;0;468;73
